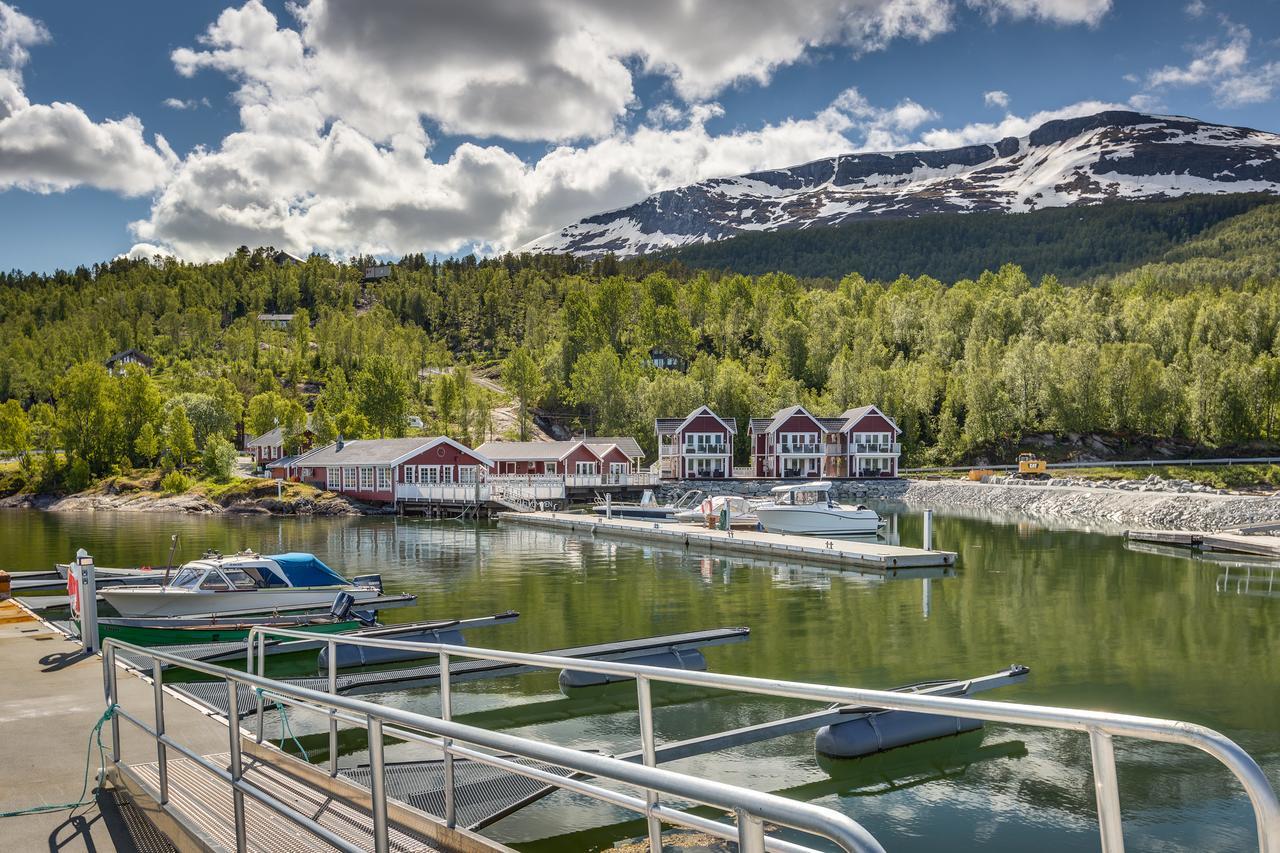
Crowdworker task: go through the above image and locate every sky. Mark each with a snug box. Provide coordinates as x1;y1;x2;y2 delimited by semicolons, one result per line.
1;0;1278;273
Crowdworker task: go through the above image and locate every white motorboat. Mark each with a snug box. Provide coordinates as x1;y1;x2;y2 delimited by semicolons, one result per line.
754;482;883;536
98;551;386;618
593;489;702;521
674;494;761;528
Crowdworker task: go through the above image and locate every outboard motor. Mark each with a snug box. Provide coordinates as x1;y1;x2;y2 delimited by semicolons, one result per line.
351;574;383;594
329;591;355;621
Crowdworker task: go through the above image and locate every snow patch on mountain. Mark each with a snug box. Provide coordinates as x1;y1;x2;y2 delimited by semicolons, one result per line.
521;111;1280;257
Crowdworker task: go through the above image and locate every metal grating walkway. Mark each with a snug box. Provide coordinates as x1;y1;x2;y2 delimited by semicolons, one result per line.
341;755;578;831
128;753;443;852
171;627;750;718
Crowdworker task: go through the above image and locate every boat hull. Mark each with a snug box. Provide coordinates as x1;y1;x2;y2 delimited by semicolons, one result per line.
94;618;360;646
592;506;678;520
99;586;383;618
755;506;882;536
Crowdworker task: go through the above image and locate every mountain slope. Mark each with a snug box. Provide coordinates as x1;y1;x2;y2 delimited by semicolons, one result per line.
523;111;1280;257
656;193;1280;283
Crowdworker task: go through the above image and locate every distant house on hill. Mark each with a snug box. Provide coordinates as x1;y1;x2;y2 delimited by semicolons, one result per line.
105;348;153;375
257;313;295;330
362;265;392;284
247;421;316;466
272;250;304;266
649;348;685;370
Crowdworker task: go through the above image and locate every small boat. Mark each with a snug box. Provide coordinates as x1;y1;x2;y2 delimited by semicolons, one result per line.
674;495;760;528
93;611;365;646
592;489;702;521
98;551;386;618
754;481;884;536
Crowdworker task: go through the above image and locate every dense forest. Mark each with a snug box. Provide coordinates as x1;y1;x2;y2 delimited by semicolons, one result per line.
663;193;1280;283
2;197;1280;491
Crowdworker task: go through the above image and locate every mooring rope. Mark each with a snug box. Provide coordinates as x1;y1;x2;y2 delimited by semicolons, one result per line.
254;687;311;762
0;703;117;819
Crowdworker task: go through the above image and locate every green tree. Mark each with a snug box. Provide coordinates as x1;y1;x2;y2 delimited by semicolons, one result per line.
201;436;237;481
165;406;197;469
356;355;409;437
55;362;122;476
117;364;163;464
0;399;30;457
502;348;543;441
133;422;160;466
246;391;288;439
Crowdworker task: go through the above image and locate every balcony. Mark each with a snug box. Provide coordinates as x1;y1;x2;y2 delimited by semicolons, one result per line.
778;443;821;455
852;442;901;455
683;445;728;456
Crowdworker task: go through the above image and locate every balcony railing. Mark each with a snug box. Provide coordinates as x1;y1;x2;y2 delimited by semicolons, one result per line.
683;445;728;456
852;442;901;455
778;444;821;455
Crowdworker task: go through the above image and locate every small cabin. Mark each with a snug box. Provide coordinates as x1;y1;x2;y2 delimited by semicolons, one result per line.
655;406;736;479
105;348;153;375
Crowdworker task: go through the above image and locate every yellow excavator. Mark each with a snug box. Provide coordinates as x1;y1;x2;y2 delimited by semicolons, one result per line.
1012;452;1050;480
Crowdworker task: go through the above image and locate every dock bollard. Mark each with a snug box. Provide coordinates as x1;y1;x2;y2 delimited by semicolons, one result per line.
922;510;933;551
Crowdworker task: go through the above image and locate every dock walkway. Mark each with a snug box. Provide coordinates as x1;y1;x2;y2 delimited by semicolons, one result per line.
498;511;956;570
1125;527;1280;557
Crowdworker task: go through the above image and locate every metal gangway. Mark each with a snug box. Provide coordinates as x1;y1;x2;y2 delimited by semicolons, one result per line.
103;625;1280;853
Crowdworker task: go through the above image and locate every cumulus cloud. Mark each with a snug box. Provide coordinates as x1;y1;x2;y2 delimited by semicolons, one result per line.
984;90;1010;108
966;0;1111;25
118;0;1114;260
1138;19;1280;107
917;99;1126;148
0;2;174;194
1185;0;1206;18
163;96;210;110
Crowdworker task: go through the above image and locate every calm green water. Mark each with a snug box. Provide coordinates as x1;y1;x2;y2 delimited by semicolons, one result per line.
3;505;1277;851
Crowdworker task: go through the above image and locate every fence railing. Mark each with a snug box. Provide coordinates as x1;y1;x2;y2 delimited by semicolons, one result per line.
237;626;1280;853
102;638;882;853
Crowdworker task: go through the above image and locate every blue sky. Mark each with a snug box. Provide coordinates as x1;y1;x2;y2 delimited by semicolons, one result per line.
1;0;1278;272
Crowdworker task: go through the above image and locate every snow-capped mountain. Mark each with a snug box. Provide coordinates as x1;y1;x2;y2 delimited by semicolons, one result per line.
522;111;1280;257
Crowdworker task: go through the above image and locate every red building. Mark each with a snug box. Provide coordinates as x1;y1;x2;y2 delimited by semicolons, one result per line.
285;436;494;504
475;438;643;484
749;404;900;479
246;424;315;466
655;406;736;479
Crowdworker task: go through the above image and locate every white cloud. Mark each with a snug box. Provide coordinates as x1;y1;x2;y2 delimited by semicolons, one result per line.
984;90;1010;108
163;96;210;110
966;0;1111;26
1185;1;1206;18
917;99;1126;148
1137;19;1280;107
0;2;174;195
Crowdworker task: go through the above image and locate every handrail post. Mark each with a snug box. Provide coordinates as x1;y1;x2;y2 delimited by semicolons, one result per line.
737;809;766;853
254;631;266;743
152;659;168;805
368;717;389;853
636;675;662;851
328;638;339;777
1089;727;1126;853
106;644;121;762
228;680;248;853
441;651;456;828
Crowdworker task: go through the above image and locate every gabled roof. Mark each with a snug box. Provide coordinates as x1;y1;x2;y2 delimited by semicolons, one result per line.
247;427;285;448
748;418;771;433
273;250;304;266
817;417;847;432
294;436;492;468
476;440;580;461
764;404;823;433
673;406;736;436
105;348;153;368
266;454;301;470
584;435;645;458
839;404;901;434
654;418;684;434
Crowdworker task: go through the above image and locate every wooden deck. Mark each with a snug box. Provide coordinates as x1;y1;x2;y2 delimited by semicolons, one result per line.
497;512;957;570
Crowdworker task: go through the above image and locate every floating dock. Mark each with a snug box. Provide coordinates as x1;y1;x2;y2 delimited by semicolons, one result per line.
1125;527;1280;557
498;511;957;570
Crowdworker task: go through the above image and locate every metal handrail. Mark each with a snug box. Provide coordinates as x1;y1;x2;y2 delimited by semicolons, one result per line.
247;626;1280;853
102;639;883;853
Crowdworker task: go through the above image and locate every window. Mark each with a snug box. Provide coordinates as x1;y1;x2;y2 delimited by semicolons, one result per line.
343;467;356;490
377;466;392;491
169;567;202;589
220;569;259;590
459;465;477;484
420;465;439;484
200;571;232;591
359;467;374;490
403;465;417;485
327;467;340;489
440;466;454;484
575;461;599;475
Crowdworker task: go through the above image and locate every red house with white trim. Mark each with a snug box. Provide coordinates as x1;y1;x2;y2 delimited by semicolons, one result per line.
287;436;493;504
749;404;901;479
246;424;315;466
476;438;642;484
655;406;736;479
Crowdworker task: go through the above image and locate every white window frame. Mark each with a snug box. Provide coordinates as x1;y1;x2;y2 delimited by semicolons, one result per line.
342;467;356;490
459;465;478;484
440;466;454;484
403;465;417;484
575;460;599;476
326;467;339;490
359;466;374;491
376;466;392;491
420;465;439;484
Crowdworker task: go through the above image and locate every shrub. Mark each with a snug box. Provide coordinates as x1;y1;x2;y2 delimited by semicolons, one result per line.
201;436;237;482
63;458;92;492
160;470;192;495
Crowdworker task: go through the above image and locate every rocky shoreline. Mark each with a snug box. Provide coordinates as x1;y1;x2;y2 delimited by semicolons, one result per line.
0;488;369;516
661;476;1280;532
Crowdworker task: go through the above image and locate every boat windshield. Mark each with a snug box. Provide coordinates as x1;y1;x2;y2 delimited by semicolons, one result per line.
199;571;234;591
220;569;261;590
168;567;202;589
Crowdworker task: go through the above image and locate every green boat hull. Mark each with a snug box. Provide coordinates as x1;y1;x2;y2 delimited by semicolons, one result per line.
95;618;361;647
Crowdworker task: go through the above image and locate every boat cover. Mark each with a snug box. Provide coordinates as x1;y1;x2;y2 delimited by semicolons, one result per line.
265;553;347;587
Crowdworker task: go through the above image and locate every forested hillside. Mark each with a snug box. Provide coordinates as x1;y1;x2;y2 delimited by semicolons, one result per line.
662;194;1280;283
3;199;1280;492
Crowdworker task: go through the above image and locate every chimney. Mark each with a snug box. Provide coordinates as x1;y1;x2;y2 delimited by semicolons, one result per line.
336;433;345;452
